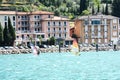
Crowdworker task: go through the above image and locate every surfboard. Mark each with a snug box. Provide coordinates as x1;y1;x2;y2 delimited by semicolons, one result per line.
71;39;80;56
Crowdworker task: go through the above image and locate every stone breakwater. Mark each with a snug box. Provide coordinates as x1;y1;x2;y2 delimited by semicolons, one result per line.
0;48;71;54
0;46;120;54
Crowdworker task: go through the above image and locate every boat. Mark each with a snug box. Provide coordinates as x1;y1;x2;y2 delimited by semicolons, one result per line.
71;39;80;56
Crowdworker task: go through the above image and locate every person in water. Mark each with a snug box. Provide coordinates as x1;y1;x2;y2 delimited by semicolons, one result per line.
96;44;98;52
37;50;40;55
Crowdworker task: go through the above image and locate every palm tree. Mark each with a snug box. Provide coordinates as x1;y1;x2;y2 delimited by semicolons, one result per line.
38;35;42;45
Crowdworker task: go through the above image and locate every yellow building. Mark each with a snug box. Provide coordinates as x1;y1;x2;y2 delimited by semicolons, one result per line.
74;14;119;45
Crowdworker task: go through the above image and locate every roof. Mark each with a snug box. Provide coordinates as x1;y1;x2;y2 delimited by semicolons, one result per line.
43;16;69;21
78;14;119;20
0;11;54;15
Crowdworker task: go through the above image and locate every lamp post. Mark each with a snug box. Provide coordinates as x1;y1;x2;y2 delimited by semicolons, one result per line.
56;38;64;53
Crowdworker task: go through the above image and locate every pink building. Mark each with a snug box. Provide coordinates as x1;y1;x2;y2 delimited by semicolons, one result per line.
0;11;72;46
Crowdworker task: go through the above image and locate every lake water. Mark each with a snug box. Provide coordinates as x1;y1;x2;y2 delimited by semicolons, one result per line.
0;51;120;80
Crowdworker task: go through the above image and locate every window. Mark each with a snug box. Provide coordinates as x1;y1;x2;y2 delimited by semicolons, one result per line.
41;35;44;38
53;22;55;26
53;28;55;32
38;22;40;26
84;20;88;25
91;20;100;25
34;22;37;26
18;22;20;25
34;16;36;19
98;39;101;43
48;34;50;37
59;28;61;31
48;15;50;18
113;19;117;23
18;16;20;18
18;27;20;30
16;36;19;38
59;34;61;37
48;22;50;26
4;16;7;21
65;34;66;38
113;25;117;30
48;28;50;31
13;16;15;21
113;32;117;36
59;22;61;26
64;21;67;26
22;21;24;26
38;16;39;19
13;22;15;26
85;39;88;43
22;27;24;30
22;35;24;39
35;28;37;31
105;39;107;43
64;28;66;31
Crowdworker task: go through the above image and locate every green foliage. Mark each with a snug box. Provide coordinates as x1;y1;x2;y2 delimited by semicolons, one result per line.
8;17;16;46
81;10;90;15
102;6;105;14
0;0;2;2
0;23;3;46
105;3;109;15
38;35;42;45
92;5;95;15
1;0;114;19
112;0;120;17
49;36;56;45
79;0;88;15
101;0;112;4
3;24;11;46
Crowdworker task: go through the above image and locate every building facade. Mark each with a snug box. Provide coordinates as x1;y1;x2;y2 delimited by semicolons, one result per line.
74;15;120;45
0;11;72;46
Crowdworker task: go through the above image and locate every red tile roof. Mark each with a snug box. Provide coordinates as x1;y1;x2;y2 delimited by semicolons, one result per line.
43;16;69;21
0;11;54;15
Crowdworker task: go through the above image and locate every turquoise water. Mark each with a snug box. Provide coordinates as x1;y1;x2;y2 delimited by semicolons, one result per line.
0;51;120;80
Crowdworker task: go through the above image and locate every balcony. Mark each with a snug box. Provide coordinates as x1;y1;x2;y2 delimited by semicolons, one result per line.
34;25;41;27
16;31;31;34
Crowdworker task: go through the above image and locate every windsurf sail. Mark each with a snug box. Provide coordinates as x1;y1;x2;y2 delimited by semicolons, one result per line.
30;43;39;55
71;39;80;56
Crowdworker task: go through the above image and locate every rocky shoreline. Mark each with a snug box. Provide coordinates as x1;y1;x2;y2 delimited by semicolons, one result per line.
0;46;120;54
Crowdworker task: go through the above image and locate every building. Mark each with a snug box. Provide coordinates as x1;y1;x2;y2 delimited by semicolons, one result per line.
74;14;120;45
42;16;73;45
0;11;72;46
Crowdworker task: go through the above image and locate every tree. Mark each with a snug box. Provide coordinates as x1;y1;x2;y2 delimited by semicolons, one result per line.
92;5;95;15
102;6;105;14
81;10;90;15
8;17;16;46
3;24;11;46
105;3;109;15
79;0;87;14
0;22;3;46
97;4;100;13
112;0;120;17
50;36;55;45
38;35;42;45
101;0;112;4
